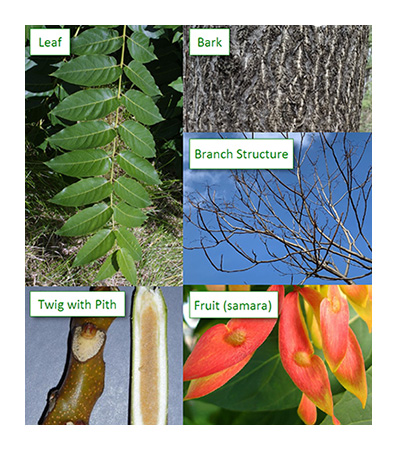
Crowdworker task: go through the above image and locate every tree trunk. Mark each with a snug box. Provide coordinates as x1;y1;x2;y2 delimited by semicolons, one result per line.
184;25;370;132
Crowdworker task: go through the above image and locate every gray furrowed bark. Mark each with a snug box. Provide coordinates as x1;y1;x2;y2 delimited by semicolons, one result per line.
184;25;370;132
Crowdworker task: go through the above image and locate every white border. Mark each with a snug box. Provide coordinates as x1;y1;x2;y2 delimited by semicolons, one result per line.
2;3;393;448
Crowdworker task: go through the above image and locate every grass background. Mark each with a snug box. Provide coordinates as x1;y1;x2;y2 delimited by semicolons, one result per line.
25;142;183;286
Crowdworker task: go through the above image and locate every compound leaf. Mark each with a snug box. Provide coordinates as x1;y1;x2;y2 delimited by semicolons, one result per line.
43;25;169;284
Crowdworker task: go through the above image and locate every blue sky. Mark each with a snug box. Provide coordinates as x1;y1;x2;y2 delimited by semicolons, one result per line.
183;132;372;286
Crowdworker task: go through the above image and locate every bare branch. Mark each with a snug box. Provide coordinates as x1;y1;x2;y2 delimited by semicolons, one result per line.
184;132;372;284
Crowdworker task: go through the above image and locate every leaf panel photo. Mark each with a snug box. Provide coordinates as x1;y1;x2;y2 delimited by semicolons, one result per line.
27;25;183;285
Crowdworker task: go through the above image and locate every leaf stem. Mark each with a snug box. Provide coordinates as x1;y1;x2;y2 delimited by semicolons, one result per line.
110;25;127;228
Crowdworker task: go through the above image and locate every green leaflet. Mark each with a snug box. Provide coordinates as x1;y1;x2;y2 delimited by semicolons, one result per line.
57;203;113;236
122;90;164;125
94;251;119;282
73;229;115;267
127;31;157;63
113;201;147;228
128;25;164;39
45;149;111;178
114;176;151;208
50;178;112;206
169;76;183;93
117;151;160;185
115;226;142;261
116;248;137;284
52;55;122;86
72;28;123;55
47;121;116;150
321;367;372;425
118;120;156;158
51;88;119;121
124;61;162;97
